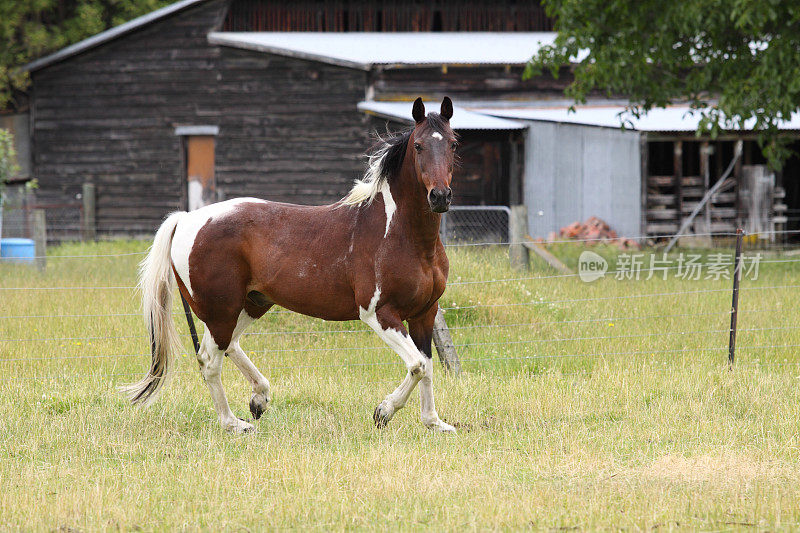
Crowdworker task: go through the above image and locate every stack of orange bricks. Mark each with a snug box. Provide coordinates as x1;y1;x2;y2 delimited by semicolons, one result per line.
551;216;640;250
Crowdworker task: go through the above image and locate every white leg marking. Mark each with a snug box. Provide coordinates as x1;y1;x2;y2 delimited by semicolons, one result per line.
359;286;427;426
419;358;456;432
431;132;443;140
380;181;396;238
359;286;424;373
171;197;268;297
197;327;253;433
226;311;271;417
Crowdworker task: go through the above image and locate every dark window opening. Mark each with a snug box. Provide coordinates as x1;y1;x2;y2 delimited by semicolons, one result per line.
648;141;674;176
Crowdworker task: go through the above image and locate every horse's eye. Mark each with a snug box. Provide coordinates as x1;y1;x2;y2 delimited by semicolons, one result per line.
414;143;422;152
451;142;458;150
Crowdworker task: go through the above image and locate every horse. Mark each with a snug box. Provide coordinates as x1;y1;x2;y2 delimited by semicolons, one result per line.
122;97;458;433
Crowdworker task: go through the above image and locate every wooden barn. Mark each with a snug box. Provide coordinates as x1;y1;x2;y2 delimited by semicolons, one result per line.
18;0;565;237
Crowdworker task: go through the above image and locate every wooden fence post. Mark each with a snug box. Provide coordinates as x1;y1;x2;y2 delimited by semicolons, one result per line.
432;309;460;375
32;209;46;272
82;182;96;241
509;204;529;270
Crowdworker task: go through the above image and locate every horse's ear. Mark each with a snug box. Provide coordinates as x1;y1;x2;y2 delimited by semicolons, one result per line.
440;96;453;121
412;97;426;124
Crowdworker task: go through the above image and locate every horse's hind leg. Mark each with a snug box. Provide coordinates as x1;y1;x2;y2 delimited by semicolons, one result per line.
226;309;272;420
197;327;254;433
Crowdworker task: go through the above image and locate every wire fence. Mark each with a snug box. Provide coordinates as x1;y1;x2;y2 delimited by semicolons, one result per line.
1;227;800;384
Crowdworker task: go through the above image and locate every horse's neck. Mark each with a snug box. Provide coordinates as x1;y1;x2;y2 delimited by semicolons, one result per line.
388;165;442;249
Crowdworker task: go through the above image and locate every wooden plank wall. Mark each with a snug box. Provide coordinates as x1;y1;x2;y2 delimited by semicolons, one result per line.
31;0;231;235
216;48;370;204
373;66;572;101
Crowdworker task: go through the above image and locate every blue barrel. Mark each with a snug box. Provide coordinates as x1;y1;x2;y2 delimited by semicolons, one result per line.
0;238;36;263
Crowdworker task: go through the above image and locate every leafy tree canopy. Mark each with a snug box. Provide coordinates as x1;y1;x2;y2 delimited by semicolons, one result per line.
526;0;800;168
0;0;170;111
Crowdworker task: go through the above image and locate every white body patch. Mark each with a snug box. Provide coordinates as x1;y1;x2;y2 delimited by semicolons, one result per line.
431;132;443;140
171;197;267;297
359;285;425;371
380;182;396;238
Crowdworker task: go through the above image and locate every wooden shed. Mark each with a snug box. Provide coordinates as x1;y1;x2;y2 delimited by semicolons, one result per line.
479;105;800;241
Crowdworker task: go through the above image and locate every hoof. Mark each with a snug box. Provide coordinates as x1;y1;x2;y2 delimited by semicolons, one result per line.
373;401;394;428
249;392;269;420
423;418;457;433
224;417;255;433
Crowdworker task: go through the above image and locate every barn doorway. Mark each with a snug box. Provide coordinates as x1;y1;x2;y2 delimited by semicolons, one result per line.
175;126;219;211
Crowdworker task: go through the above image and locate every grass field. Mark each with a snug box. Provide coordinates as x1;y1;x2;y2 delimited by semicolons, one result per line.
1;238;799;531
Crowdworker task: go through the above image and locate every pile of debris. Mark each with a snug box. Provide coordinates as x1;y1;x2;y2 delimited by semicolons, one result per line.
549;216;640;250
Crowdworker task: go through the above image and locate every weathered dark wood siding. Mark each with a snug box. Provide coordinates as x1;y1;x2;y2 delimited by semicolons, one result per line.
215;48;369;204
372;66;572;101
31;0;231;234
223;0;553;32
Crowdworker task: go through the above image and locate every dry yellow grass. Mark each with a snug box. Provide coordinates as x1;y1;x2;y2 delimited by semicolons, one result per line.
0;239;799;531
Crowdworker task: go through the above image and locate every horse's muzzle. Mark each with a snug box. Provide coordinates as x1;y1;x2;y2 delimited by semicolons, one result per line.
428;187;452;213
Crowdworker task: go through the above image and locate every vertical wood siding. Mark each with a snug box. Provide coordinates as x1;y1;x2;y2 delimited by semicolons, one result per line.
223;0;553;32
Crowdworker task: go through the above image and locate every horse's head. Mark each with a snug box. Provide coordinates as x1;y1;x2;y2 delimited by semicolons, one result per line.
410;97;457;213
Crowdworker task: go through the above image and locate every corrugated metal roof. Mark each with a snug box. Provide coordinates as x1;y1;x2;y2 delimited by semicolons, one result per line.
24;0;208;72
474;105;800;132
358;101;526;131
209;32;558;69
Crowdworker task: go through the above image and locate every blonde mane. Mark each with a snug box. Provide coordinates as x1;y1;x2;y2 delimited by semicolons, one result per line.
340;142;392;207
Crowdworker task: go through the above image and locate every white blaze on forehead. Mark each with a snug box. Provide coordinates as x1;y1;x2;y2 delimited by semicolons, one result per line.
380;181;396;238
171;197;267;297
431;132;443;140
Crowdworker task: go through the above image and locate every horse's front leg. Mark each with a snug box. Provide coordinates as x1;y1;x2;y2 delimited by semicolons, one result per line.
408;305;456;433
360;302;427;428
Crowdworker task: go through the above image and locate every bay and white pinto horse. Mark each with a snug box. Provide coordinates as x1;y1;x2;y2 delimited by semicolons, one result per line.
123;97;457;433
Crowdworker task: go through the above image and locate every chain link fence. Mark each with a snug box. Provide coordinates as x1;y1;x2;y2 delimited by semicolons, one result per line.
440;205;511;244
1;186;83;242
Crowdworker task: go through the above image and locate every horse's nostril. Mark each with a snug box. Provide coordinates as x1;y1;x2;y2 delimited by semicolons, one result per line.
445;189;452;201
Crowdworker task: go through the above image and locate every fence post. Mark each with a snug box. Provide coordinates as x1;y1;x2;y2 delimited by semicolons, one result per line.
509;204;529;270
82;182;96;241
728;228;744;367
32;209;46;272
432;308;460;375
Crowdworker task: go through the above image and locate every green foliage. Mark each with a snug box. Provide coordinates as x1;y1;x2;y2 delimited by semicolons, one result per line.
526;0;800;168
0;0;171;110
0;128;20;196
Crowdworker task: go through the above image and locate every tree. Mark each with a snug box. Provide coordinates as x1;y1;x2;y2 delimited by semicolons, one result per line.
525;0;800;167
0;0;170;111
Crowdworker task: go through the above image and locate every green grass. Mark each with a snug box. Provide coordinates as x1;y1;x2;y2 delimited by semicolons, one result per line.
1;239;799;531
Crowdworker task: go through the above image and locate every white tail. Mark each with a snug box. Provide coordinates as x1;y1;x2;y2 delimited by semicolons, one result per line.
121;212;185;406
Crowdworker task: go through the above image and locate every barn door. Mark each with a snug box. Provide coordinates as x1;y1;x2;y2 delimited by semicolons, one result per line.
176;126;219;211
